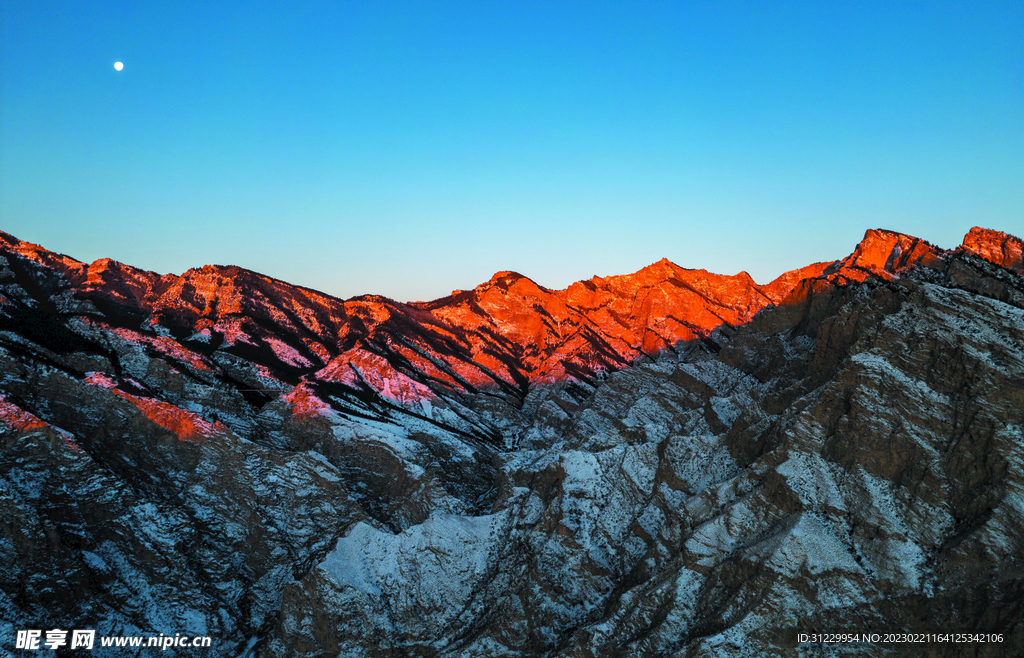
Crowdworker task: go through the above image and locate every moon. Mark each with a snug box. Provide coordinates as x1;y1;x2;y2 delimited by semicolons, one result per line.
114;61;123;71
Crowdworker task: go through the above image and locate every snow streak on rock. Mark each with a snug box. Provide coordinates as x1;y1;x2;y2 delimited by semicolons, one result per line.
1;226;1022;656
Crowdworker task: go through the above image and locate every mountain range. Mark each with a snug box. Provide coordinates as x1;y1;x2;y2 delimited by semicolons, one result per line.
1;226;1022;657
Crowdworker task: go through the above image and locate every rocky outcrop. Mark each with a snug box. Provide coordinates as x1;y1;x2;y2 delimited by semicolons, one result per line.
0;231;832;409
961;226;1024;273
822;228;945;282
263;231;1024;657
1;226;1022;656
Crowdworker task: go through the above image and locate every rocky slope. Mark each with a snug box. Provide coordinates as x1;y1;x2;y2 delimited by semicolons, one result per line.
0;231;831;402
1;226;1022;657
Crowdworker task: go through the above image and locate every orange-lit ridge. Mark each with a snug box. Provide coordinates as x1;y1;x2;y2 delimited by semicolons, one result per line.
0;226;1020;434
83;373;224;442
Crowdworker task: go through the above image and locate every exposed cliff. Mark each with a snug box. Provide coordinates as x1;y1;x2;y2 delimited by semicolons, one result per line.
1;226;1021;656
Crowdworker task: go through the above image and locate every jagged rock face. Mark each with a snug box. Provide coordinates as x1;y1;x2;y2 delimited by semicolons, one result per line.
0;232;831;408
266;236;1024;658
962;227;1024;273
1;226;1022;657
822;228;946;283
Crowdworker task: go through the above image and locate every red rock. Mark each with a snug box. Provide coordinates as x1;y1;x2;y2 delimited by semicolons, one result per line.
826;229;945;283
5;227;1012;407
961;226;1024;272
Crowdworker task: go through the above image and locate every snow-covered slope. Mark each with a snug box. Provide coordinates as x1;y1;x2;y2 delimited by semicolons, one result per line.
1;227;1022;656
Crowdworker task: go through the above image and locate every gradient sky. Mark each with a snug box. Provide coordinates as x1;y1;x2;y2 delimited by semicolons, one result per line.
2;1;1022;302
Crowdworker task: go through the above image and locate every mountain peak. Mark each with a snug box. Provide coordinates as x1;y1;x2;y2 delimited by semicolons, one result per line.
0;231;84;272
961;227;1023;272
487;270;518;281
4;221;1024;657
827;228;944;281
476;270;536;293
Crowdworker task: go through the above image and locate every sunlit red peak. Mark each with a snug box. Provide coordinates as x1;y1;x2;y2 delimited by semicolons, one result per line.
827;228;944;281
476;270;535;291
961;227;1023;272
629;257;686;280
850;229;930;266
0;231;85;273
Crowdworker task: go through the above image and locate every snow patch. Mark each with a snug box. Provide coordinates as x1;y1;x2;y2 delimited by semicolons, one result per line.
265;337;313;368
320;511;504;633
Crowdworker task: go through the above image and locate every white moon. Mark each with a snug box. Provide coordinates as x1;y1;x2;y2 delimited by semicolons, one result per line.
114;61;123;71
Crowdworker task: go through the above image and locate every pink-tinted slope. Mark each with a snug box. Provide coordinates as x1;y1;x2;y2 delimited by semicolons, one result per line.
1;226;1018;409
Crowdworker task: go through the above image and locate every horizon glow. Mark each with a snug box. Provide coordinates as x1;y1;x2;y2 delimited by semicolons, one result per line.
1;1;1022;302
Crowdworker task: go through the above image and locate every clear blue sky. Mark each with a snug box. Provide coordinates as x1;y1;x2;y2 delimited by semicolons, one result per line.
2;1;1021;301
